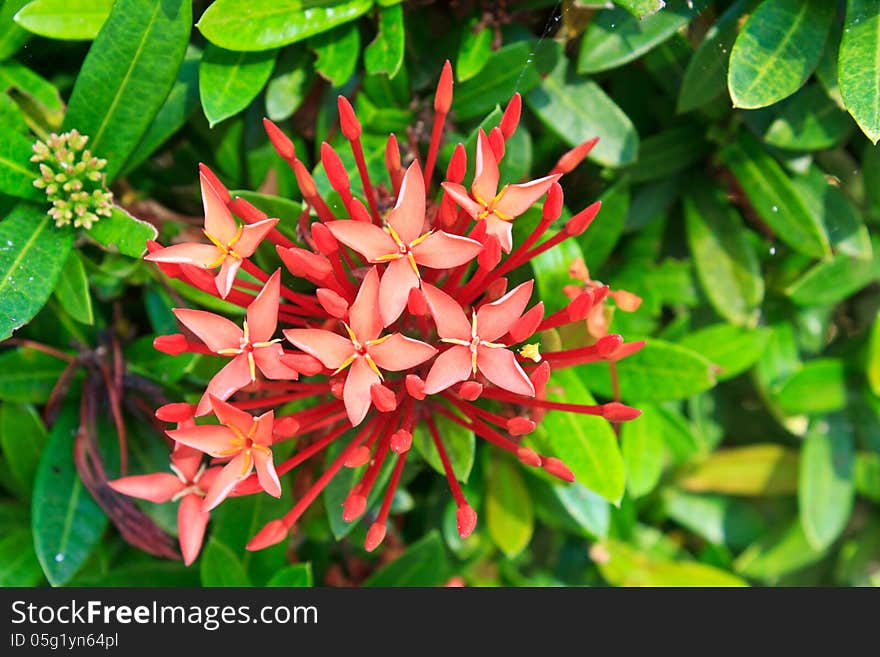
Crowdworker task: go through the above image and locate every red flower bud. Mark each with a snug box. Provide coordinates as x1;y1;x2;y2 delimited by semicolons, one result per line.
277;246;332;282
370;383;398;412
543;182;564;221
246;520;288;551
601;402;642;422
337;96;361;139
154;333;188;355
516;446;542;467
509;302;544;342
198;163;232;203
565;201;601;236
551;137;599;175
342;492;367;522
350;197;372;222
292;158;318;199
262;118;296;161
406;374;426;400
345;445;372;468
500;92;522;139
434;59;453;114
488;126;505;161
280;353;324;376
273;416;300;439
456;504;477;539
155;402;195;423
507;416;536;436
542;457;575;482
316;287;349;318
311;222;338;255
459;381;483;401
390;429;412;454
447;143;467;183
478;235;501;270
321;141;350;192
365;522;387;552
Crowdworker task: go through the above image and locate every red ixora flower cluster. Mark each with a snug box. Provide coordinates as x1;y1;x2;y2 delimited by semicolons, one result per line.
110;62;644;564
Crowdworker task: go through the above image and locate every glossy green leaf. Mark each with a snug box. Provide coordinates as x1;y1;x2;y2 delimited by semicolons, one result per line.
200;539;252;586
63;0;192;181
0;92;27;133
799;419;854;550
0;402;47;497
578;176;628;272
763;84;852;151
734;519;827;581
0;0;30;60
13;0;112;40
721;131;830;258
0;527;43;586
621;404;665;498
663;490;766;549
868;311;880;396
578;0;707;74
32;406;107;585
678;445;799;496
542;368;626;504
88;206;157;258
785;253;880;306
364;3;403;78
684;183;763;326
412;412;475;483
580;340;716;403
677;0;754;113
679;324;770;381
200;44;277;127
839;0;880;143
728;0;834;109
0;204;74;340
775;359;847;416
365;531;450;586
595;538;747;586
0;124;41;200
486;453;534;558
265;47;313;121
456;19;491;82
455;41;544;121
52;251;93;325
310;22;359;87
527;57;639;167
197;0;372;51
267;563;313;587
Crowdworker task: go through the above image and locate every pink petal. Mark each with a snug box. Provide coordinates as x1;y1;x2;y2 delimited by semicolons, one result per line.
441;182;483;219
203;454;251;511
421;283;472;341
495;174;561;218
368;333;437;371
326;220;397;262
411;231;482;268
214;256;241;299
476;280;534;342
378;257;419;328
196;353;253;415
171;444;203;483
168;424;235;458
108;473;183;503
254;344;299;380
343;357;381;426
144;243;220;268
387;161;426;244
284;328;354;369
484;216;514;253
472;129;499;204
246;269;280;343
208;395;255;436
350;266;383;341
201;171;238;244
477;346;535;397
252;411;275;447
178;493;210;566
173;308;242;352
423;345;473;394
253;450;281;498
234;218;279;258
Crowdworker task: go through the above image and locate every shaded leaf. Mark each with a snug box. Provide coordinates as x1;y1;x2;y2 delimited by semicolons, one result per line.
265;47;313;122
679;324;770;381
200;538;252;586
775;359;847;416
486;452;534;558
621;404;665;498
52;250;93;325
267;563;313;587
663;490;766;549
364;3;403;79
678;444;799;496
310;22;359;87
412;412;475;483
0;402;47;498
0;527;43;586
734;519;828;581
365;531;450;586
0;348;68;403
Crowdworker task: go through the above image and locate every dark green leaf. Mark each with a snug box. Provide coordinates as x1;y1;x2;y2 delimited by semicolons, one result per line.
200;44;277;127
775;359;847;416
839;0;880;143
63;0;192;181
88;206;157;258
412;412;475;483
0;348;68;403
200;538;252;586
198;0;372;51
13;0;112;40
0;527;42;585
364;3;403;79
625;124;709;183
310;22;359;87
486;453;534;557
0;124;40;200
763;84;852;150
664;490;766;550
267;563;312;587
0;402;47;497
679;324;770;381
52;250;93;325
728;0;834;109
621;404;665;498
365;531;450;586
578;176;628;272
0;204;74;340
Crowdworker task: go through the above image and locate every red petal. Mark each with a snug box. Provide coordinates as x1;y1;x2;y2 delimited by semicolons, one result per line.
476;280;533;342
254;344;299;380
253;450;281;498
196;353;253;415
108;473;182;503
178;493;210;566
316;287;349;318
144;242;219;268
441;182;483;218
168;424;235;458
472;129;499;204
283;328;353;370
326;221;396;262
343;358;381;426
378;257;419;328
484;216;513;253
387;161;426;244
476;347;534;397
203;455;250;511
495;174;561;218
208;395;255;435
235;218;279;257
350;266;383;341
423;345;472;394
508;302;544;342
370;383;398;412
214;257;241;299
411;231;482;269
173;308;242;352
421;282;471;341
246;269;280;343
368;333;437;371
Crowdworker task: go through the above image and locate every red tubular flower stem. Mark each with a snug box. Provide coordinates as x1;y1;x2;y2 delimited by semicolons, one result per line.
425;416;468;508
375;450;408;525
275;421;354;476
231;390;328;411
434;405;525;459
351;432;392;505
477;387;623;417
443;394;516;433
425;61;455;193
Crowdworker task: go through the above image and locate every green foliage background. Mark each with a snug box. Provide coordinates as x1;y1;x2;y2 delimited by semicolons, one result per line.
1;0;879;587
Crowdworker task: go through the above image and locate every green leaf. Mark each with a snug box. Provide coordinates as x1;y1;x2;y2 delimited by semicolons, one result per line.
721;131;830;258
526;57;639;168
0;204;74;340
197;0;372;51
309;22;359;87
595;538;747;586
678;445;799;496
578;0;707;74
0;124;41;200
0;402;47;497
799;418;854;550
839;0;880;143
231;190;304;226
734;519;827;581
679;324;770;381
265;47;313;121
677;0;755;113
614;0;667;18
0;0;30;60
0;60;65;127
267;563;313;587
763;84;852;151
200;538;252;586
486;453;534;558
545;480;610;539
52;250;93;325
32;405;107;585
775;359;847;416
580;340;716;403
625;124;710;183
0;527;42;586
868;311;880;396
63;0;192;181
728;0;834;109
578;176;628;272
785;253;880;306
542;368;626;504
365;531;450;586
456;19;492;82
88;205;157;258
364;3;403;79
684;183;763;326
621;404;665;498
663;490;766;549
13;0;112;40
412;412;475;483
855;451;880;502
200;43;277;127
0;348;68;403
